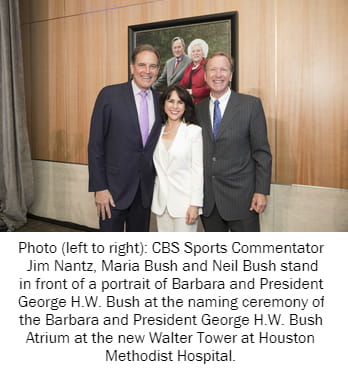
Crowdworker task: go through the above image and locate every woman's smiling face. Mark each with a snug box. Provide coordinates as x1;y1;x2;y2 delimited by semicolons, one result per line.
164;90;185;123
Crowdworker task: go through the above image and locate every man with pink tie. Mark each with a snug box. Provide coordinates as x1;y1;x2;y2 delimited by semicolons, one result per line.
88;45;162;231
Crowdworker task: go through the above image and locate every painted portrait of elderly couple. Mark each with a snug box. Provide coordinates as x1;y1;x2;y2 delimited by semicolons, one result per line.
88;13;272;232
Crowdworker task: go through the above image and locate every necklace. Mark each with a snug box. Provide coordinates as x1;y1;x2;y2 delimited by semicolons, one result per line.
163;122;179;135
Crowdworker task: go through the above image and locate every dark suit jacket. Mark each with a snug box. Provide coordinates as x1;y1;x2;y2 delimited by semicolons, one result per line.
195;90;272;220
88;81;162;209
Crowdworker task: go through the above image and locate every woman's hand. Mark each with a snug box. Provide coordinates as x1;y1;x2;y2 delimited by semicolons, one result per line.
186;206;199;225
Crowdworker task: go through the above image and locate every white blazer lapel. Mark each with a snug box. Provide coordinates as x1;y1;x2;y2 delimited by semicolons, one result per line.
166;123;184;170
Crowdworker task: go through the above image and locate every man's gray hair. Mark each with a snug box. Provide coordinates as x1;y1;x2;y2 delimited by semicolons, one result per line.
171;36;185;48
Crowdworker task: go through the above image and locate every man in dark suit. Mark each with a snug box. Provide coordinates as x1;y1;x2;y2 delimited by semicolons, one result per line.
88;45;162;231
152;37;191;90
195;52;272;232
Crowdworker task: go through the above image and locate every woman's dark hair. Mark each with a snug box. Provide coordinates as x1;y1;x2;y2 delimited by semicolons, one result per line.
160;85;198;125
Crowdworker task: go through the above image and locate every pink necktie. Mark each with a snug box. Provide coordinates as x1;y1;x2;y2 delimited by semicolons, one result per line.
139;91;149;146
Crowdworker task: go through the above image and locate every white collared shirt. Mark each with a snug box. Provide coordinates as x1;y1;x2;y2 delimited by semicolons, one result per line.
176;55;184;63
209;88;231;130
132;80;155;132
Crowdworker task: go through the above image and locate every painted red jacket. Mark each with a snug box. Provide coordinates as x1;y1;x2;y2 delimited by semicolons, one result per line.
180;58;210;103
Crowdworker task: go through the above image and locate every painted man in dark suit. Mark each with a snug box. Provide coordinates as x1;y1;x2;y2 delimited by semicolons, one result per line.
88;45;162;231
152;37;191;90
195;52;272;232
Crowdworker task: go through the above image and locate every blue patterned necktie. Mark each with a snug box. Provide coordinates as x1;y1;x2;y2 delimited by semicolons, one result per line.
213;99;222;139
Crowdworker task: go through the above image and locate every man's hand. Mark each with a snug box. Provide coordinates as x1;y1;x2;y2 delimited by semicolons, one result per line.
249;193;267;214
95;189;115;220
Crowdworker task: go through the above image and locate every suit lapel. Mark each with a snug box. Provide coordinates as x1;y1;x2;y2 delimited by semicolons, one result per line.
168;58;176;75
216;91;240;139
171;61;183;83
166;123;184;169
122;82;144;146
145;89;162;149
200;99;214;142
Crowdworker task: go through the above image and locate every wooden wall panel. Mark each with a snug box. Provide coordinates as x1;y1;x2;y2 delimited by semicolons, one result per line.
21;0;277;177
30;19;66;161
20;0;348;189
19;0;30;24
231;0;276;181
64;0;276;167
105;10;130;83
65;12;107;163
277;0;348;188
64;0;160;17
105;0;277;177
19;0;64;23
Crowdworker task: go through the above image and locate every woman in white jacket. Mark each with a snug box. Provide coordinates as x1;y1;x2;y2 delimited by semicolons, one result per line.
151;85;203;231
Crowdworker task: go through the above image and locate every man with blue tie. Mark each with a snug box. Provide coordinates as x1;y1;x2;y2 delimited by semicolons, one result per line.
88;45;162;231
195;52;272;232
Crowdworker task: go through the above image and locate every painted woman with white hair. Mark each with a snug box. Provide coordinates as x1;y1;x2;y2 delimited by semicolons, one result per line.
180;38;210;103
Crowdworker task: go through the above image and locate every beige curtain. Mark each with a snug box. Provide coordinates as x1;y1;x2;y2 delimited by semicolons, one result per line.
0;0;33;231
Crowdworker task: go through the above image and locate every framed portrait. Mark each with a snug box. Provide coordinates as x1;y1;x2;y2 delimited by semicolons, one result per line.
128;12;238;91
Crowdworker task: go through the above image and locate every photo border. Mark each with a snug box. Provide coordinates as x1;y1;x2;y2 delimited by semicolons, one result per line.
128;12;238;91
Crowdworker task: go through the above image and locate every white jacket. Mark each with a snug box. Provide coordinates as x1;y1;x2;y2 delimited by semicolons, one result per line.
151;123;203;217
